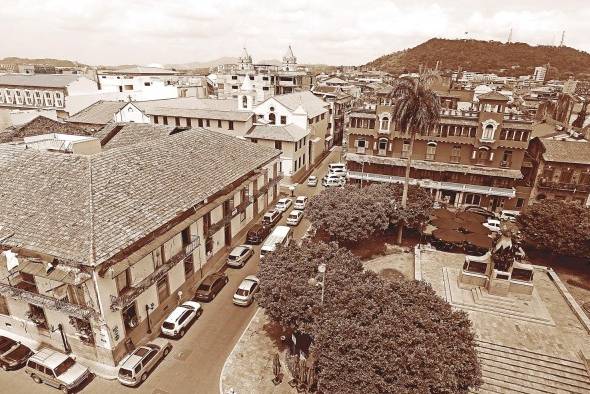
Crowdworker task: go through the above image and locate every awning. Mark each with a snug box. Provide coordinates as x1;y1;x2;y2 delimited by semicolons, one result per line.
18;260;91;285
345;152;523;179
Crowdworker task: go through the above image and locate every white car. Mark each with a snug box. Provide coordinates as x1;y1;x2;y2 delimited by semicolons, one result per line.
161;301;202;338
233;276;260;306
483;218;502;233
286;210;304;226
293;196;308;210
226;245;254;268
275;198;292;212
499;210;520;222
307;176;318;187
322;174;345;187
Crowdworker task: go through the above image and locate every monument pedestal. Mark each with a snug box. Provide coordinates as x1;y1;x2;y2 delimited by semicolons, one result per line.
487;269;511;296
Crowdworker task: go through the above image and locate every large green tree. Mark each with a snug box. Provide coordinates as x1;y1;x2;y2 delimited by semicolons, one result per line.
518;199;590;258
307;183;433;245
388;74;441;243
257;242;481;393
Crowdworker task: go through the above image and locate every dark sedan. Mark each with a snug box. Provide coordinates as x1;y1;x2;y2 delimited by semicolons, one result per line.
194;272;229;302
0;336;33;370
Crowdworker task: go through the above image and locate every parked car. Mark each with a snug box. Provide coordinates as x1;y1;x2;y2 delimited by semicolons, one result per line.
262;209;282;227
246;224;271;244
464;205;497;219
226;245;254;268
483;218;502;233
328;168;347;178
233;276;260;306
195;272;229;302
307;176;318;187
0;336;33;370
328;163;347;173
322;174;345;187
286;210;304;226
293;196;308;210
500;210;520;222
275;198;292;212
161;301;202;338
25;348;92;393
117;338;172;387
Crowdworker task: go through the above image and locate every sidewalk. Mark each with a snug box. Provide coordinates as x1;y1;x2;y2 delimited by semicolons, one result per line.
220;309;294;394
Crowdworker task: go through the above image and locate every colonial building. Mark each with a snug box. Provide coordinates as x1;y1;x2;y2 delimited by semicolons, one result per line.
67;100;149;132
346;91;533;211
525;136;590;206
0;74;99;116
311;86;353;146
211;46;314;103
0;127;281;368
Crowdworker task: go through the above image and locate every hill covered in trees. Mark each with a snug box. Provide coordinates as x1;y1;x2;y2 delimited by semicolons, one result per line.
366;38;590;79
0;57;84;67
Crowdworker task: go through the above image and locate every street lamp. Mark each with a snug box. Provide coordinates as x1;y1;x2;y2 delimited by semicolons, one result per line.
308;263;326;306
145;303;155;334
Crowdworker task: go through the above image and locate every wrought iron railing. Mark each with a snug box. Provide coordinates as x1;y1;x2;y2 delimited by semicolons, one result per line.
0;282;97;320
109;241;199;311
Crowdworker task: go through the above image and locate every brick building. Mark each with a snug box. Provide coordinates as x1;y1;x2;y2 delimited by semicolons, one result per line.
346;91;533;211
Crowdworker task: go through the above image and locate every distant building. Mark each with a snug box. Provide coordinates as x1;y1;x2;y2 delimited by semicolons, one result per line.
311;86;353;146
526;136;590;206
211;46;314;103
533;66;547;82
0;74;99;116
67;100;149;131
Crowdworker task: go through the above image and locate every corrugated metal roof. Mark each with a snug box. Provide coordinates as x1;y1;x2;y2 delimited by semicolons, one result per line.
68;100;127;125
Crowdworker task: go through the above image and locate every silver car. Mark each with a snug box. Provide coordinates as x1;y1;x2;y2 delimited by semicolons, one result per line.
117;338;172;387
25;348;91;393
233;275;260;306
226;245;254;268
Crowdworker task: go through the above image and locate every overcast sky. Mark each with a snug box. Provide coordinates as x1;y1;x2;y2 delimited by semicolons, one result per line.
2;0;589;66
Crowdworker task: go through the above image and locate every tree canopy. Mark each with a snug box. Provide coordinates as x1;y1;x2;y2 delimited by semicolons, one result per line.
257;241;481;393
517;199;590;258
307;183;433;244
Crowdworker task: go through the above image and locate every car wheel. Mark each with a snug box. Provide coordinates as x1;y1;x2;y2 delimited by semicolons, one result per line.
163;346;171;356
141;373;148;382
1;364;7;371
197;310;203;318
212;292;216;299
31;374;42;384
179;329;185;337
60;385;69;394
225;277;229;284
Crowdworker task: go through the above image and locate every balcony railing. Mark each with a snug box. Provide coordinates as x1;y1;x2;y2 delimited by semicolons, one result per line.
110;241;200;312
0;282;98;320
538;180;590;192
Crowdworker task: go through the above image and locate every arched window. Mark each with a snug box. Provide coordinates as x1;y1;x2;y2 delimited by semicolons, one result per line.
477;146;490;164
482;124;495;140
242;95;248;108
378;138;388;154
269;113;276;124
426;141;437;161
380;116;390;131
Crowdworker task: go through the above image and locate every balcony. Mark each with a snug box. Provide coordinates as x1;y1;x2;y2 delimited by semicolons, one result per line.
110;241;200;311
0;282;98;320
538;180;590;193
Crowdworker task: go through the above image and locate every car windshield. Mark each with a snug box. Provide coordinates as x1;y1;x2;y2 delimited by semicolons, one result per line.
119;368;133;378
0;339;16;353
198;284;210;291
54;357;76;376
228;254;238;260
289;214;298;219
236;289;250;296
162;322;175;329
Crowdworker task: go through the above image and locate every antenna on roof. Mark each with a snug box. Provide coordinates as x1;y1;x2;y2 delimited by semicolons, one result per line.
559;30;565;47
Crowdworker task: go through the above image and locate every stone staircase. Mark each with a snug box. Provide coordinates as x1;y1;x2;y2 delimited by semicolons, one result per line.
470;340;590;394
442;267;554;326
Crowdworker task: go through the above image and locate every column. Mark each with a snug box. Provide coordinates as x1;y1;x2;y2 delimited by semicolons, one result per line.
455;192;464;207
435;189;443;202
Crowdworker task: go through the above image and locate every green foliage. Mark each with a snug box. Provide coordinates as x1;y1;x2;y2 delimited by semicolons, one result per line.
366;38;590;79
307;183;433;244
257;241;481;393
517;200;590;258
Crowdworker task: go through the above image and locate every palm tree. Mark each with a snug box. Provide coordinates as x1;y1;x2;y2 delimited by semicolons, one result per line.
389;73;441;243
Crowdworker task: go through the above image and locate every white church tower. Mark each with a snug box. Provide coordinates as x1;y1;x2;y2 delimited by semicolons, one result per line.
282;45;297;72
238;47;253;71
238;75;255;111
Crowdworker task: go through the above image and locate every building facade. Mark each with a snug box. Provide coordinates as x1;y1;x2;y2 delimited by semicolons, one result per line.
0;128;281;368
346;92;533;211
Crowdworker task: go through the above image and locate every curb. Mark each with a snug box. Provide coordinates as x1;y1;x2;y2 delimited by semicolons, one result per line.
218;307;262;394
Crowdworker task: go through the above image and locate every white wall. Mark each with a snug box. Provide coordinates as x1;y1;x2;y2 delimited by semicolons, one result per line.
114;103;150;123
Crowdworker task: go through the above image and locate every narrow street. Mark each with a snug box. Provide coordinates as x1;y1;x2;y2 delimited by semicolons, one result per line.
0;147;341;394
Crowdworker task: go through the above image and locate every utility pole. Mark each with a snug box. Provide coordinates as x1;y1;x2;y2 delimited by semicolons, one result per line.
560;30;565;47
507;28;513;43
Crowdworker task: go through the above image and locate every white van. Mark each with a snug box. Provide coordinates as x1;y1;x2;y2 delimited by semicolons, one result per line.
322;174;345;187
328;163;346;172
260;225;292;258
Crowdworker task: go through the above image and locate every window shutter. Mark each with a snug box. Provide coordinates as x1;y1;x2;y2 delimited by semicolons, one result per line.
489;152;494;161
471;150;477;160
373;141;377;150
388;142;393;151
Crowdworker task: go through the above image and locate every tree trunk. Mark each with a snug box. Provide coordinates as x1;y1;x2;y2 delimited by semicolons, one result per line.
397;131;415;244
